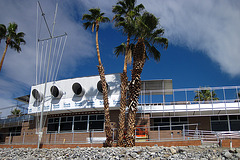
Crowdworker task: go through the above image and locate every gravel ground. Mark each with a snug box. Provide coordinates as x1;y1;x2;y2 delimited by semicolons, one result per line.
0;145;240;160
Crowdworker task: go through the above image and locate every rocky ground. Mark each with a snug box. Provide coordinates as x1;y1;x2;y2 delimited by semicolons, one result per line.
0;145;240;160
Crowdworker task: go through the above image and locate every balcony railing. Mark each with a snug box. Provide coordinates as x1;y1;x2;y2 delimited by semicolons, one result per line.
138;86;240;116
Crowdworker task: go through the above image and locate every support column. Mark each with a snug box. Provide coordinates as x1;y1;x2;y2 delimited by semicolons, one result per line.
227;115;231;131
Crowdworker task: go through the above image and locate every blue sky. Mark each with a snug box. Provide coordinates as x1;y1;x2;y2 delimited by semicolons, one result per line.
0;0;240;115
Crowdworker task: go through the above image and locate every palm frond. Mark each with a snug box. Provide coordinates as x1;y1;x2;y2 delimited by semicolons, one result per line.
114;43;126;57
82;8;109;32
89;8;101;18
112;5;125;15
82;14;93;21
154;37;168;49
5;23;26;52
0;24;7;41
101;17;110;23
83;22;92;30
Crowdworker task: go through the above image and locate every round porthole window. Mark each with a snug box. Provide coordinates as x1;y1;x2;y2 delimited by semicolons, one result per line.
50;86;63;98
32;89;43;101
97;80;109;93
72;82;85;96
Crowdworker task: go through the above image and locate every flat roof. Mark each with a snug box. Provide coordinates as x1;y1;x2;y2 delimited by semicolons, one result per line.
141;79;173;95
14;95;30;103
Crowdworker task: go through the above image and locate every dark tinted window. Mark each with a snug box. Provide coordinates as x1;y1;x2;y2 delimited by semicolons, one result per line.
74;122;87;131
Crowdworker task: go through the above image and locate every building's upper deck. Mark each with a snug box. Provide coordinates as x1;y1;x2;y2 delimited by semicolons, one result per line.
24;73;240;117
138;86;240;117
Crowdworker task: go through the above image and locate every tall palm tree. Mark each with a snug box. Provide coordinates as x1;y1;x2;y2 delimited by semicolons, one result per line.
0;24;6;44
126;12;168;147
112;0;144;147
0;22;26;71
82;8;113;147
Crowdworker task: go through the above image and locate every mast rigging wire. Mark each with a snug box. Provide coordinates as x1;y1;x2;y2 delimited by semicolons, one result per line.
34;2;67;147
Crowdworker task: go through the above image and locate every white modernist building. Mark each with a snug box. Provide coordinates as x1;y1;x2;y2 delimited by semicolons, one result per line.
28;73;121;115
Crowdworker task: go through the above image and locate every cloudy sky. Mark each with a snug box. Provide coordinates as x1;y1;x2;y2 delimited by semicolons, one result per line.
0;0;240;116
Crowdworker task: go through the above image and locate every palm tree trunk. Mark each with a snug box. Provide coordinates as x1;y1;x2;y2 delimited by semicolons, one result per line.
126;38;145;147
117;71;128;147
123;35;130;72
96;24;102;65
98;64;113;147
95;24;113;147
0;43;9;71
117;35;130;147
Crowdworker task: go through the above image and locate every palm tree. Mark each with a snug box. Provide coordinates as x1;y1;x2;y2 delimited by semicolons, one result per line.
0;24;6;44
126;12;168;147
112;0;144;147
11;108;22;117
0;22;26;72
82;8;113;147
194;87;219;102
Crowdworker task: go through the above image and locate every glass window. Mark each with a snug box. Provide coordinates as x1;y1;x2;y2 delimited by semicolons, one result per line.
75;116;81;121
211;116;218;121
48;123;59;132
74;121;87;131
48;117;59;133
180;117;187;122
54;118;59;122
154;118;161;122
90;115;96;120
162;118;170;122
89;114;104;131
230;121;240;131
48;118;53;123
60;122;72;132
61;117;66;122
219;116;227;120
211;121;228;131
48;114;104;133
229;115;238;120
171;117;179;122
82;115;88;121
97;115;104;120
67;117;73;121
89;121;104;131
9;127;22;136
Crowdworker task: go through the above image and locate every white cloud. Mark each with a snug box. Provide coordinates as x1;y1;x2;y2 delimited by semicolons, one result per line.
140;0;240;76
0;0;240;115
0;0;96;110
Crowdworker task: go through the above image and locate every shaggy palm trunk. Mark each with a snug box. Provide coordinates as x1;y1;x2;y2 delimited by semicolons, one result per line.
98;65;113;147
117;71;128;147
95;24;113;147
0;41;9;71
117;35;130;147
126;38;145;147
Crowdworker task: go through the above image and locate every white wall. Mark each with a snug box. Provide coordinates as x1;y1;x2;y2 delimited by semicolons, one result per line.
28;73;121;114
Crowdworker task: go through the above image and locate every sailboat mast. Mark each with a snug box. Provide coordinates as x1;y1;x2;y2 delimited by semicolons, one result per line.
37;2;58;149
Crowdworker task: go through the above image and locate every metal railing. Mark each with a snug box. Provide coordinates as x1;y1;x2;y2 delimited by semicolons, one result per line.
1;123;240;145
138;86;240;116
0;123;195;145
0;115;34;128
185;130;240;144
140;86;240;104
